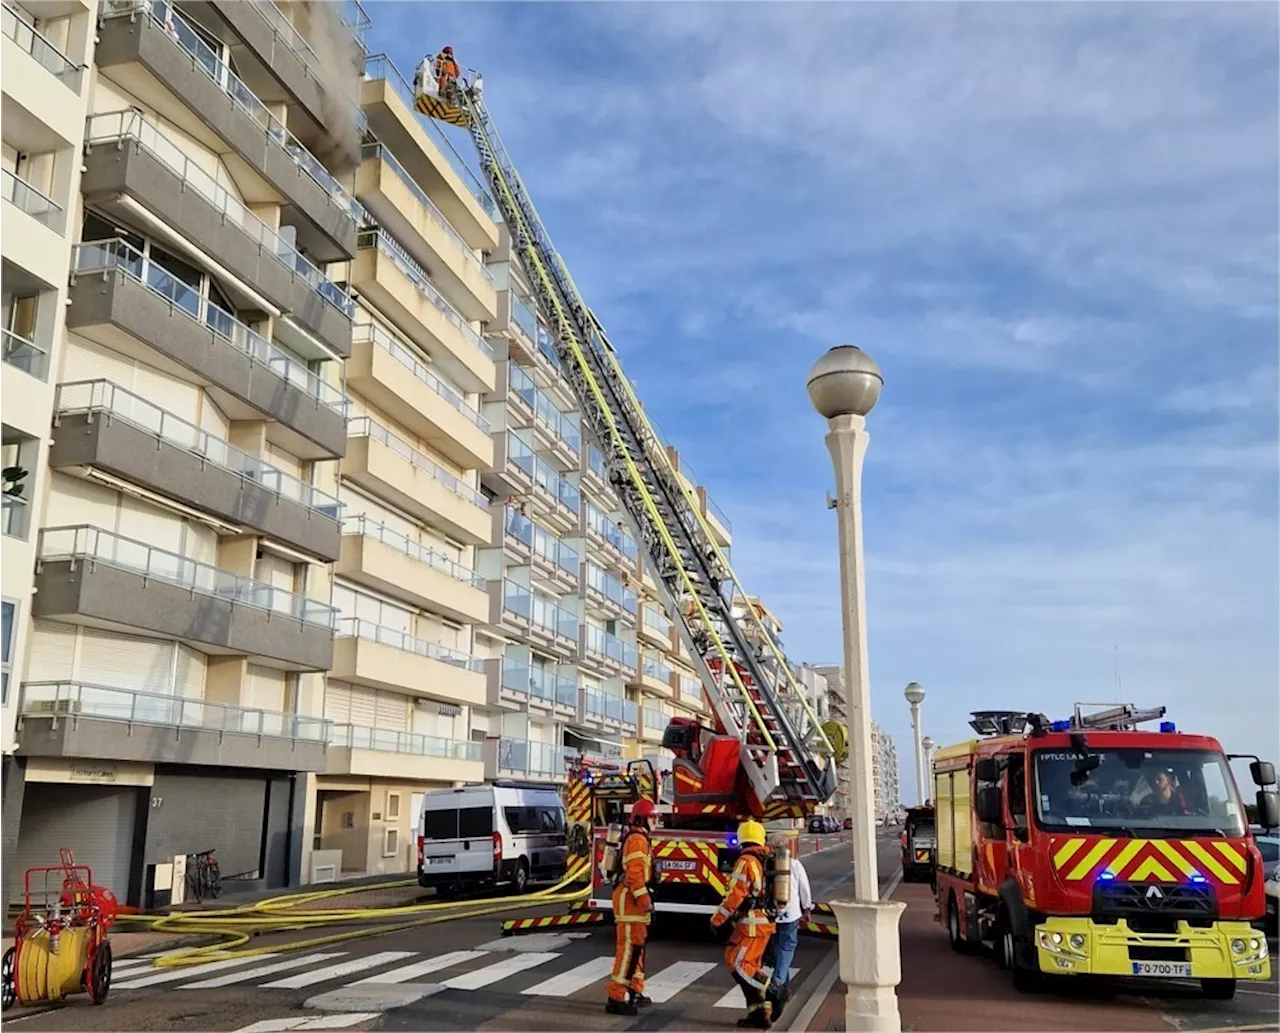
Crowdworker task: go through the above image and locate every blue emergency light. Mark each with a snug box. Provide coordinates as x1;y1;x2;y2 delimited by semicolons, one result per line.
1051;720;1071;732
1097;870;1115;881
1190;873;1207;884
727;834;738;848
1160;721;1176;733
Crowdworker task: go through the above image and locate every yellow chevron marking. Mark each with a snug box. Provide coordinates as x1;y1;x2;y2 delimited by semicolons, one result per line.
1053;838;1086;869
1129;856;1175;882
1107;840;1146;878
1152;841;1198;878
1067;839;1116;880
1213;841;1247;873
1183;841;1237;884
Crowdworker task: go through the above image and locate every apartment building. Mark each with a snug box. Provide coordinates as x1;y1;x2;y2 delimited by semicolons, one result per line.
807;664;901;822
2;0;368;906
871;722;901;821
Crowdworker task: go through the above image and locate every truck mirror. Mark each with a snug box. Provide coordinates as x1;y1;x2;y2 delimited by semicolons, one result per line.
975;786;1003;825
974;758;1001;784
1256;789;1280;831
1250;760;1276;787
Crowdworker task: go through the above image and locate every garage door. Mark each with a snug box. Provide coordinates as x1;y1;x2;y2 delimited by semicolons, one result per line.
14;783;138;903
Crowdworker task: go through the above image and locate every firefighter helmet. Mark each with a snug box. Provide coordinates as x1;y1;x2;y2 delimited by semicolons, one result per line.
737;819;766;846
631;799;656;822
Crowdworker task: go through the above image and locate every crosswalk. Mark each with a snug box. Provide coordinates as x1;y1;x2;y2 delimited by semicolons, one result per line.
109;948;801;1009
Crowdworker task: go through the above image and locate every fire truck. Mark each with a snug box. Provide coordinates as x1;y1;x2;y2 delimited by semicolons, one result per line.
932;704;1277;1000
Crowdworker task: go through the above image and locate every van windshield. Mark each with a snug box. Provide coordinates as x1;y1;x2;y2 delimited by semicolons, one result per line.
1033;747;1246;836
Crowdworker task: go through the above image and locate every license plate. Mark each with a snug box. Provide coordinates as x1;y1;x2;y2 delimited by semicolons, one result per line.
428;857;452;865
1131;961;1191;978
660;860;697;872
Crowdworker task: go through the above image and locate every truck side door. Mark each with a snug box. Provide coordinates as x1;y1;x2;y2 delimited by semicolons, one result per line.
1004;752;1037;905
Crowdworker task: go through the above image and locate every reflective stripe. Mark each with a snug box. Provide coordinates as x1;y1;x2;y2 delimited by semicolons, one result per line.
615;913;650;923
630;887;650;900
623;852;647;863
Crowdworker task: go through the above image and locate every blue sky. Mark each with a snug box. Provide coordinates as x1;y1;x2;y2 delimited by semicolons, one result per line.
368;2;1278;799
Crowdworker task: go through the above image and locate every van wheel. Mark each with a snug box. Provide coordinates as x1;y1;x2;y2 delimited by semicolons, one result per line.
1201;979;1235;1000
512;859;529;895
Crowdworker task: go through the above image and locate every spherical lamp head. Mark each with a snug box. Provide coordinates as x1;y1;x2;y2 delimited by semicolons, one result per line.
903;681;926;705
921;736;935;751
806;345;883;419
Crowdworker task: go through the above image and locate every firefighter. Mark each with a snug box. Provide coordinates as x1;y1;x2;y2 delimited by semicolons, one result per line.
605;798;655;1016
711;819;777;1029
433;45;460;101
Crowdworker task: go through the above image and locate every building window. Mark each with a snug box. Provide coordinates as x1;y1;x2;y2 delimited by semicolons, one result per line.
1;599;14;704
386;792;400;821
383;827;399;858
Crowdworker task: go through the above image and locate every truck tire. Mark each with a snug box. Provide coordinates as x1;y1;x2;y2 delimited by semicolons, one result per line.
946;896;966;954
1201;978;1235;1000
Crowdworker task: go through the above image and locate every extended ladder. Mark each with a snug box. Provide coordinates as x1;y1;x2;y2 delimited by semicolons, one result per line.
440;78;836;812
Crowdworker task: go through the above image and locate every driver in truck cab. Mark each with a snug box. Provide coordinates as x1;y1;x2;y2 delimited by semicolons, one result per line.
711;820;777;1029
1137;766;1194;816
605;799;655;1016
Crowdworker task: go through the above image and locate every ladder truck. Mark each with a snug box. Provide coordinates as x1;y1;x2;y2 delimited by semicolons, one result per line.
411;62;845;920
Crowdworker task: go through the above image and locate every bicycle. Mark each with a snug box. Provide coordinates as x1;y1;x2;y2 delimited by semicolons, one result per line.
186;849;221;904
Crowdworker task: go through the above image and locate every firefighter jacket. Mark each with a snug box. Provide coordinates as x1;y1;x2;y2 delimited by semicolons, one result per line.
711;845;774;938
612;827;653;924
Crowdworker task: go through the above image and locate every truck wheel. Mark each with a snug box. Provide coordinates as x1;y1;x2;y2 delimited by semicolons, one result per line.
1004;931;1041;993
1201;978;1235;1000
946;896;965;954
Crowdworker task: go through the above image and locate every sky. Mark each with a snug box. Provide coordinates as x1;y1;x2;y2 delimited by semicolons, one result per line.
367;1;1278;800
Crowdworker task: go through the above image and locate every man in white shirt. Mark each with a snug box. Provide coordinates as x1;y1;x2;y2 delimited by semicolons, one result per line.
770;839;812;994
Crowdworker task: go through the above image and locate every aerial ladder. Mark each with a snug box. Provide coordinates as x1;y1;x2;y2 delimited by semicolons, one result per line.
413;68;840;819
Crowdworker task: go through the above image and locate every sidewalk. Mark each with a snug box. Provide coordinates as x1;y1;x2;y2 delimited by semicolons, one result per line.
802;883;1172;1032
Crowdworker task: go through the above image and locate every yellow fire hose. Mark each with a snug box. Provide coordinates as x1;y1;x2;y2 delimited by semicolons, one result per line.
17;926;92;1004
116;859;592;968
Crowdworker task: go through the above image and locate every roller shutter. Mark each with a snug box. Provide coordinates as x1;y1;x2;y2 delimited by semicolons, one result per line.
374;692;408;731
131;363;199;423
115;496;183;554
323;680;354;724
61;339;136;396
15;784;138;903
264;444;303;480
348;685;377;728
77;629;174;693
243;665;286;733
257;552;296;593
26;622;76;681
175;645;206;699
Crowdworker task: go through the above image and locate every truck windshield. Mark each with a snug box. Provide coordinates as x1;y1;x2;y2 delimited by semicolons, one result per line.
1034;748;1246;836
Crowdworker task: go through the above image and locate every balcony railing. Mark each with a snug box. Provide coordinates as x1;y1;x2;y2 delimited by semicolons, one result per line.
335;617;483;672
352;323;488;432
585;502;638;560
509;363;580;455
329;723;481;761
56;380;343;519
706;491;732;532
19;681;330;739
38;525;338;627
341;0;369;51
72;238;348;414
363;53;497;219
3;493;29;539
678;675;702;704
643;707;666;734
497;736;573;778
343;515;483;589
535;325;561;370
501;579;531;620
102;0;361;222
2;328;48;380
585;563;638;612
530;593;577;641
361;142;494;285
584;686;633;725
583;625;636;670
504;505;533;551
642;655;671;684
510;294;538;343
347;417;488;509
86;111;354;319
2;168;64;231
1;2;81;90
531;520;579;578
643;605;672;638
356;227;492;361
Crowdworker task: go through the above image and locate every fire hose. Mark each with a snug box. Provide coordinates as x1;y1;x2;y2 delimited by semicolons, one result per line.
115;858;592;969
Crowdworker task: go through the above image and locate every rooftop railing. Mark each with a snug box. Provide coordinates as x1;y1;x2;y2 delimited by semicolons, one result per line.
86;111;354;319
38;525;337;627
340;0;370;51
706;492;733;533
347;416;488;509
2;2;81;90
329;723;481;761
2;168;64;232
356;227;492;361
19;681;331;740
335;617;484;672
72;238;348;413
342;515;484;589
56;380;342;519
103;0;361;222
2;328;48;380
352;323;488;431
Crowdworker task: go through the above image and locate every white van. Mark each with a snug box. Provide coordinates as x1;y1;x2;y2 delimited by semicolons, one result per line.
417;782;567;895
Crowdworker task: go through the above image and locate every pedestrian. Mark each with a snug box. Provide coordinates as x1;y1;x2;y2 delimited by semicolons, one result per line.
769;838;811;1000
605;799;655;1016
711;820;776;1029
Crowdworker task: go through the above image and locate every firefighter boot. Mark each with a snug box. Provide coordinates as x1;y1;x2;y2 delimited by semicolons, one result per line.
629;992;651;1008
605;999;638;1017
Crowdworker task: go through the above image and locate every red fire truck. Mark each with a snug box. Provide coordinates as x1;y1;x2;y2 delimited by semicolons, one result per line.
933;705;1277;1000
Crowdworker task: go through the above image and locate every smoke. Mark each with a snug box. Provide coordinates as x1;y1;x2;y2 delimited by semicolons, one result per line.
277;0;362;173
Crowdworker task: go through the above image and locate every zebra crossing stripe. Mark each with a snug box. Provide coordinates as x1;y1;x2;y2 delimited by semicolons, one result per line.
116;954;280;990
353;950;489;985
440;952;558;991
642;961;718;1003
229;1014;381;1033
713;968;799;1008
520;956;615;997
182;953;349;989
111;958;156;975
262;951;417;989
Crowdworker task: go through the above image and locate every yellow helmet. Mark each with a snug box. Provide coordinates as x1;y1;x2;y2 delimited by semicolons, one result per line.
736;820;766;847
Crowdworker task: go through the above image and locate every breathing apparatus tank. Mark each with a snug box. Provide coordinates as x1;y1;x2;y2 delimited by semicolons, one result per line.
772;846;791;908
601;823;623;882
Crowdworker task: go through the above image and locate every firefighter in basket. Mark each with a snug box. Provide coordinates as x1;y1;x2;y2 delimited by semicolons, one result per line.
603;799;655;1016
711;820;786;1029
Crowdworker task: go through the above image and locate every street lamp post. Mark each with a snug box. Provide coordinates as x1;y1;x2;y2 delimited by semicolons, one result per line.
920;736;935;801
807;344;906;1033
904;682;926;805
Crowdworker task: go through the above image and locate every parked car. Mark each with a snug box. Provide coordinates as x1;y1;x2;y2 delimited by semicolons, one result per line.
843;817;853;831
1255;833;1279;929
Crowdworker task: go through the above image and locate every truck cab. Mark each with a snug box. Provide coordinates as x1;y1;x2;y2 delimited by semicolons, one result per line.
934;705;1278;1000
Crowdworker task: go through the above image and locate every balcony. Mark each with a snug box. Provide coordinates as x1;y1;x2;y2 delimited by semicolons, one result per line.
530;521;579;592
581;443;610;498
483;736;573;783
484;657;576;719
675;673;705;712
581;562;637;624
343;418;489;545
628;654;673;699
487;579;534;638
2;329;48;381
347;323;491;470
68;239;348;460
528;593;578;654
3;493;30;541
324;724;483;782
579;686;637;735
579;625;636;678
16;682;330;771
497;504;533;564
1;3;83;148
639;706;667;744
331;618;484;707
82;111;354;358
698;486;733;548
361;54;498;250
486;429;536;498
96;0;358;260
637;603;673;651
506;361;580;470
357;143;496;323
33;525;337;670
582;501;638;575
336;516;487;625
51;380;342;560
2;170;67;288
352;228;494;394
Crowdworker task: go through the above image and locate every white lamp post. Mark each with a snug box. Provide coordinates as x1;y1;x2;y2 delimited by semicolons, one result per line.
807;344;906;1033
904;682;926;805
920;736;935;801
